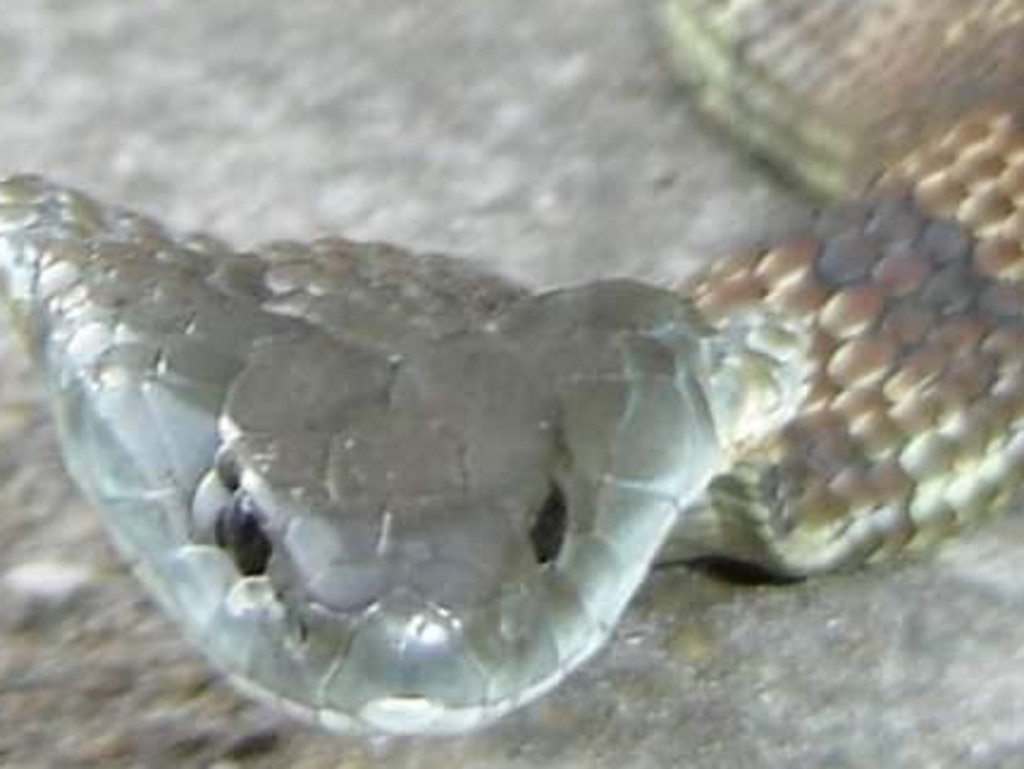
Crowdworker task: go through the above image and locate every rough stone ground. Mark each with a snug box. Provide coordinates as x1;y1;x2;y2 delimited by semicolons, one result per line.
0;2;1022;768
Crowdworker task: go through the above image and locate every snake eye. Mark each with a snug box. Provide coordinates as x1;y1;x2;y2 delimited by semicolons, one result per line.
529;484;568;566
215;494;273;576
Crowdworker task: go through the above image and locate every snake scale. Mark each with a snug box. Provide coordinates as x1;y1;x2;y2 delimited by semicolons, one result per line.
1;0;1023;736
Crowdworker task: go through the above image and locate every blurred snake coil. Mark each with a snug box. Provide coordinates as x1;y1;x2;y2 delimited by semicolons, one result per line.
1;0;1023;736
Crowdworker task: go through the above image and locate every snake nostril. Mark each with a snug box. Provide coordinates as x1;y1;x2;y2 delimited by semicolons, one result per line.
215;494;273;576
529;484;568;566
215;449;243;493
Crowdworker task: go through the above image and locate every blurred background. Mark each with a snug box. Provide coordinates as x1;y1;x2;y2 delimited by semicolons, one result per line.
0;2;1021;768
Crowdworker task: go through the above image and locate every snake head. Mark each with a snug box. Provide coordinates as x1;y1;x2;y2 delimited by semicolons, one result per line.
0;179;724;735
176;280;724;733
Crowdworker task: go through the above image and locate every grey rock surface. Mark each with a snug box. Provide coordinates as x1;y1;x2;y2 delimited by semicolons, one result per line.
0;2;1021;768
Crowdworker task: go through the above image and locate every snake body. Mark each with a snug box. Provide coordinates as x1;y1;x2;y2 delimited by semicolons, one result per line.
1;0;1023;736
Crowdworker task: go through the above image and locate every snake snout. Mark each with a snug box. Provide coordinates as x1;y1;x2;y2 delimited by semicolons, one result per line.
320;587;492;733
314;566;584;734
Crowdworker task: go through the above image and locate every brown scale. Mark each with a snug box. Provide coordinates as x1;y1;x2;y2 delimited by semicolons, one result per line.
666;0;1024;197
681;108;1024;570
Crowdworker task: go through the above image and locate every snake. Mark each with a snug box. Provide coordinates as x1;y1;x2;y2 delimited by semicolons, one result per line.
1;0;1023;736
